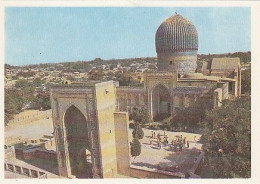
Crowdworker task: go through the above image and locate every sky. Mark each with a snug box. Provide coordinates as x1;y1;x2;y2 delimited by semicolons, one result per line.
5;7;251;66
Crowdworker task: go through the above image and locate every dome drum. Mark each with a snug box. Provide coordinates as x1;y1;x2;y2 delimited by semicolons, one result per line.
157;51;197;73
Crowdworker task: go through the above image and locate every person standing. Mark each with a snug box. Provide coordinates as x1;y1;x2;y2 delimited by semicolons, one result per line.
165;136;168;144
157;132;161;141
194;136;197;146
171;140;174;152
180;135;183;143
158;139;161;150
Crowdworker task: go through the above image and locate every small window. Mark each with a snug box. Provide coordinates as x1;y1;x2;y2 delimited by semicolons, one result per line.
170;61;173;65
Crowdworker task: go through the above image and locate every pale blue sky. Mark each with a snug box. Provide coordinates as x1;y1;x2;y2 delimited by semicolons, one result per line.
5;7;250;66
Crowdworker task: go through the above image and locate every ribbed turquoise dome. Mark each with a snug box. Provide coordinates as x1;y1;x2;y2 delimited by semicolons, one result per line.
155;13;198;53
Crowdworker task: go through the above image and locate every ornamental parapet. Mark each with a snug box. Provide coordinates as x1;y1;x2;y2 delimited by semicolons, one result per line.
116;86;146;93
173;86;212;94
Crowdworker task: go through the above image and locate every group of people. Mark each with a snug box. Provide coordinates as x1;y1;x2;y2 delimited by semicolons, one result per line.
170;135;189;152
150;131;192;152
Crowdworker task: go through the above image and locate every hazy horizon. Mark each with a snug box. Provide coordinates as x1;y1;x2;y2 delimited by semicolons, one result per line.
5;50;252;67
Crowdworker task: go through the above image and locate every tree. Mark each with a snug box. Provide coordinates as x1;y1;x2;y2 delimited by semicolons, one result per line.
31;92;51;110
33;78;45;87
88;70;103;81
5;95;18;126
130;137;141;163
231;51;251;64
166;96;212;132
115;72;143;87
5;89;25;126
14;80;35;102
199;95;251;178
15;79;32;88
94;58;102;62
129;107;149;126
16;71;35;78
241;69;251;94
132;123;144;139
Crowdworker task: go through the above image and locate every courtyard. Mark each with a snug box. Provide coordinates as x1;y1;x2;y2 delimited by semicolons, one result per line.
5;110;203;178
129;128;203;176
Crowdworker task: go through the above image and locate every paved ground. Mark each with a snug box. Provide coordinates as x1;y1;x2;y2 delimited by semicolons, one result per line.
5;110;203;178
5;111;53;145
130;128;202;173
5;110;59;179
5;171;30;178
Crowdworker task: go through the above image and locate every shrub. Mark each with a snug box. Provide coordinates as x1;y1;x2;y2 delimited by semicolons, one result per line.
132;124;144;139
130;137;141;163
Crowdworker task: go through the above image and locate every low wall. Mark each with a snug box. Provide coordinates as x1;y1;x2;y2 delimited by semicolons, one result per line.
5;162;47;178
191;151;205;178
9;110;52;124
25;137;55;150
15;147;57;161
129;152;205;179
130;165;185;178
35;149;57;160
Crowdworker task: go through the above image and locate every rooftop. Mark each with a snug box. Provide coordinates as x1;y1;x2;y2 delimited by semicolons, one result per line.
211;57;240;70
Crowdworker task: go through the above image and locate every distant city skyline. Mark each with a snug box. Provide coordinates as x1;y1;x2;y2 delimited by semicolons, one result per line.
5;7;250;66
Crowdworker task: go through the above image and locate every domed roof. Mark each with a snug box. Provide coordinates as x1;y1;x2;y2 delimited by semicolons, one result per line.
155;13;198;53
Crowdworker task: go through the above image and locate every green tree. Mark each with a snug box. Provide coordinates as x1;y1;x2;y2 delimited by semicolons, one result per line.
16;71;35;78
31;92;51;110
15;79;32;88
88;70;103;81
132;123;144;139
231;51;251;63
130;137;141;163
129;107;149;126
5;95;18;126
115;72;143;87
93;58;102;62
199;95;251;178
241;69;251;94
14;80;34;102
33;78;45;87
5;89;25;126
167;96;212;132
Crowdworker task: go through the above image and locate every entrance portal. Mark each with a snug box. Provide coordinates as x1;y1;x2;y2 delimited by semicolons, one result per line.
64;105;92;178
152;84;171;121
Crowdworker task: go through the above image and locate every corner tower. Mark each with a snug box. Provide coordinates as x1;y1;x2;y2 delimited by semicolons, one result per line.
155;13;198;74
